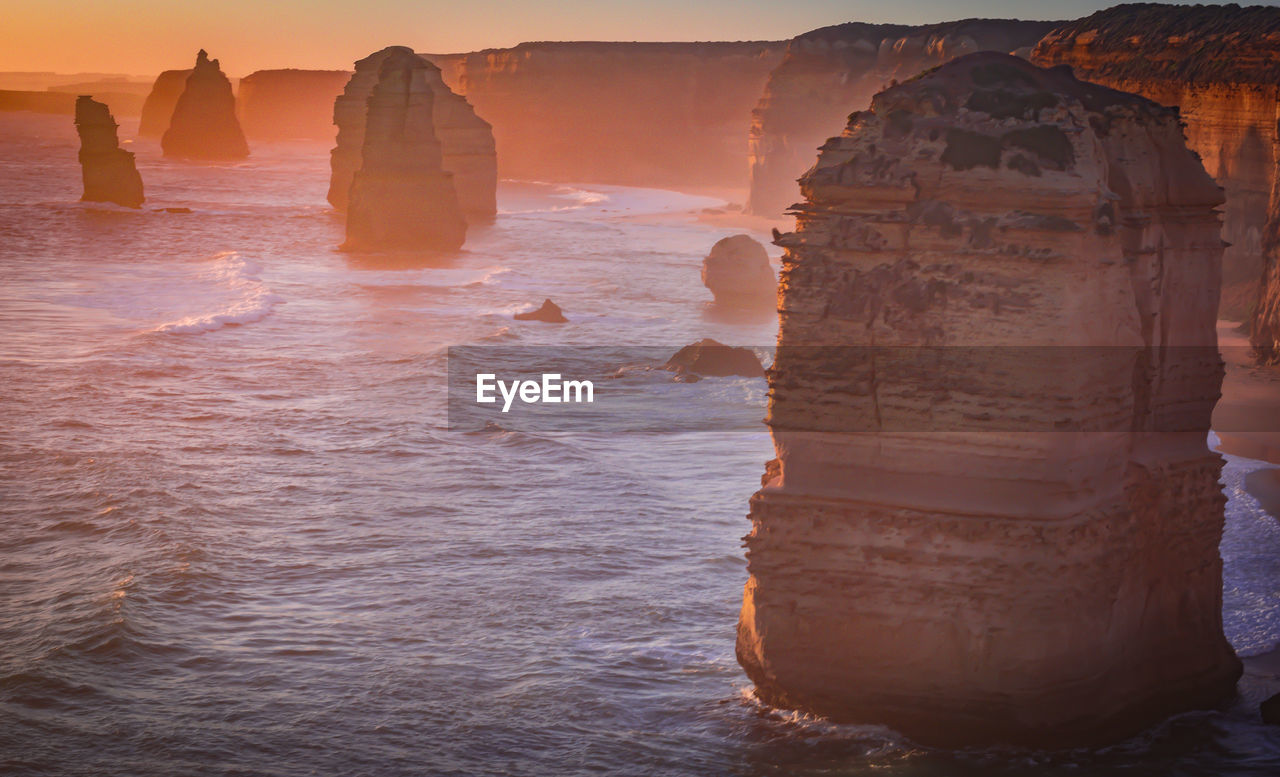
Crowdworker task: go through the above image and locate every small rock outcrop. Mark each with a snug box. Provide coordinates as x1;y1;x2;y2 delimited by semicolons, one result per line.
138;69;191;137
702;234;776;308
513;299;567;323
74;96;144;208
343;50;467;252
1264;693;1280;725
738;53;1239;747
330;46;495;220
665;339;763;378
237;69;351;141
161;50;249;160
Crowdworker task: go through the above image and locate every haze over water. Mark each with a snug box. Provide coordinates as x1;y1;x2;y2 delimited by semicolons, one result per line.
2;110;1279;775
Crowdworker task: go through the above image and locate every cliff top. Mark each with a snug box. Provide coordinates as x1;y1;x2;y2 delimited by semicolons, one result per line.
1034;3;1280;84
794;17;1062;47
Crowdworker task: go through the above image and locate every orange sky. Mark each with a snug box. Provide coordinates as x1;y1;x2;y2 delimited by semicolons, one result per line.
2;0;1268;77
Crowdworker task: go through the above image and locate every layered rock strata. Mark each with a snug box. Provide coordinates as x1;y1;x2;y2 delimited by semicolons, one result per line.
330;46;495;221
161;51;249;160
702;234;776;308
138;69;191;136
425;41;785;189
343;50;467;251
74;96;144;207
738;53;1240;747
746;19;1057;217
1030;3;1280;319
1252;179;1280;361
237;69;351;141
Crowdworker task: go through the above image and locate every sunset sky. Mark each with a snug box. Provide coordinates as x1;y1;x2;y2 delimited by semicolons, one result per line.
3;0;1276;76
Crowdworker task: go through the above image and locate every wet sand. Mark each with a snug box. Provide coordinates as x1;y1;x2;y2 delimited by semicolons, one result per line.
1215;321;1280;517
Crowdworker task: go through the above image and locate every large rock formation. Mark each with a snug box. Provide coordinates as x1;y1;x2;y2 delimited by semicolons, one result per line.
138;69;191;137
1031;3;1280;319
343;50;467;251
74;96;143;208
425;41;786;190
237;69;351;141
746;19;1058;217
1252;178;1280;361
702;234;776;308
738;53;1240;747
330;46;495;221
161;51;249;160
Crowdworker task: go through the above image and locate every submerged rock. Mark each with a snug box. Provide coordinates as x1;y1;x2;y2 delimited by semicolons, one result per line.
161;50;249;160
74;96;143;208
702;234;776;308
330;46;496;220
513;299;567;323
665;339;763;377
738;53;1239;748
343;49;467;251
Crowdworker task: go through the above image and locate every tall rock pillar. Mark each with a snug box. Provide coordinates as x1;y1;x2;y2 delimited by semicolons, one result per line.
738;53;1240;747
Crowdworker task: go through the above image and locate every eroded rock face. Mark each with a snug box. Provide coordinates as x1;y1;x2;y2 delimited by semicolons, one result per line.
738;53;1239;747
74;96;143;208
161;50;249;160
1030;4;1280;319
138;69;191;137
330;46;495;221
425;42;785;190
746;20;1057;217
702;234;776;308
343;50;467;252
1252;179;1280;362
237;69;351;141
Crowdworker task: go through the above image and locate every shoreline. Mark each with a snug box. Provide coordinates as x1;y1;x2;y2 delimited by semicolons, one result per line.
1214;322;1280;519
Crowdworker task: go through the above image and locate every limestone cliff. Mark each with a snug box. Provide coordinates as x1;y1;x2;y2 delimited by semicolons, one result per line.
330;46;495;220
746;19;1057;217
738;53;1239;747
237;69;351;141
425;41;785;189
74;96;143;208
138;69;191;137
161;51;249;160
1252;173;1280;361
1031;3;1280;319
343;50;467;251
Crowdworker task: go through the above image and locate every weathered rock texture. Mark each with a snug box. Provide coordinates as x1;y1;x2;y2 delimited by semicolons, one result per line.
513;299;567;323
746;19;1057;217
702;234;776;308
1252;178;1280;361
343;50;467;251
237;69;351;141
738;53;1240;747
138;69;191;137
1031;3;1280;320
330;46;495;221
425;41;785;189
74;96;143;208
161;51;249;160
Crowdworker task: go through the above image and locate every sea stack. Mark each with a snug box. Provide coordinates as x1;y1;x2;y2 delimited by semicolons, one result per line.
737;53;1240;747
161;50;249;160
74;96;144;208
330;46;496;220
343;49;467;251
702;234;776;308
138;68;191;137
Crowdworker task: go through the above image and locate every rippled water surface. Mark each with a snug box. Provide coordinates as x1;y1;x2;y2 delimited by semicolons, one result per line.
2;111;1279;776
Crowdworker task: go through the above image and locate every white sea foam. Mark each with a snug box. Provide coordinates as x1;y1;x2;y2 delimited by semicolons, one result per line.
153;252;282;334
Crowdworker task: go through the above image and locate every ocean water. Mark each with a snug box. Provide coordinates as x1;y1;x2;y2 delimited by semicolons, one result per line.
1;110;1278;776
